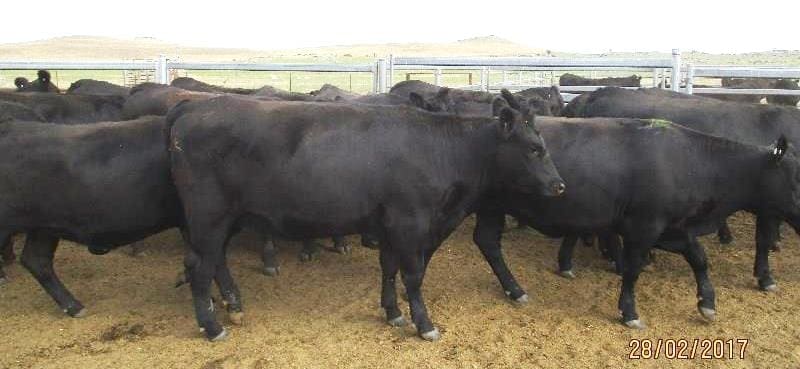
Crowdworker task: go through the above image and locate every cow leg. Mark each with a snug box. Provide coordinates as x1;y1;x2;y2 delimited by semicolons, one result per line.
379;247;404;327
717;221;733;245
601;233;624;275
683;237;716;321
1;231;15;266
20;230;85;317
332;236;350;255
754;214;780;292
473;210;528;303
360;232;380;249
261;232;280;277
618;221;662;329
557;235;579;279
214;243;243;326
392;231;439;341
299;239;322;262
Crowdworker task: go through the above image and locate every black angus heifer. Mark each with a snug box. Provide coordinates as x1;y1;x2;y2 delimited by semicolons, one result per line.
167;96;565;341
568;87;800;291
0;91;124;124
121;83;217;119
67;79;131;97
559;73;641;87
171;77;256;95
0;117;188;316
15;70;60;93
514;86;565;116
474;118;800;329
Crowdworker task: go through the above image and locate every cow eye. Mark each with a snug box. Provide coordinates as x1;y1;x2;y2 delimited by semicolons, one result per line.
530;147;539;155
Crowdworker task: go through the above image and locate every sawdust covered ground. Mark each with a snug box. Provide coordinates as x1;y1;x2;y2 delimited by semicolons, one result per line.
1;212;799;369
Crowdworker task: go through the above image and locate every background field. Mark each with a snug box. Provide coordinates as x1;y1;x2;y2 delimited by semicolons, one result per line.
1;36;798;93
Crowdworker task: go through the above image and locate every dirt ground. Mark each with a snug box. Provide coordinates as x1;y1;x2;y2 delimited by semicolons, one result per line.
1;212;799;369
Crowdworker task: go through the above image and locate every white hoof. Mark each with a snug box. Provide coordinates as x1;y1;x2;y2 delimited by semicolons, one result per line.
559;270;576;279
387;316;407;327
763;284;778;293
624;319;646;330
698;307;716;322
514;294;530;304
210;328;228;342
262;267;280;277
70;308;88;318
229;311;245;325
420;327;441;341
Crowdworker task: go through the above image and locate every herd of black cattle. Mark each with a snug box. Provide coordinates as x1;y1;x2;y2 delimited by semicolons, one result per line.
1;69;800;342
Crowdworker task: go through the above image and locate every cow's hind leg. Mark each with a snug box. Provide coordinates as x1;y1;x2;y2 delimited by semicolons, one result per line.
473;210;528;303
754;215;780;292
299;239;322;261
261;232;280;277
214;242;243;326
20;230;85;317
717;220;733;245
618;220;663;329
557;235;579;279
380;247;404;327
1;231;15;266
684;237;716;321
332;236;350;254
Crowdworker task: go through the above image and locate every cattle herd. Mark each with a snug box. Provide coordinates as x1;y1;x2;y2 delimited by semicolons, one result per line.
1;69;799;342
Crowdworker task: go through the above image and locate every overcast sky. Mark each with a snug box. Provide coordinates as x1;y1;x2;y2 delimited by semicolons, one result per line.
4;0;798;53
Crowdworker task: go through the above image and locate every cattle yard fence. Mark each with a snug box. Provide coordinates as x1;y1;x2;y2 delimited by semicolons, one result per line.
0;50;798;105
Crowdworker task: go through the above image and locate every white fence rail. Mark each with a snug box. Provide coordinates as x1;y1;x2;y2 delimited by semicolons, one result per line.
0;50;798;101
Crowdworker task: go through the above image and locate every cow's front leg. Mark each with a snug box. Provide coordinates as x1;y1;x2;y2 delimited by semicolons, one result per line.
473;210;528;303
21;230;85;317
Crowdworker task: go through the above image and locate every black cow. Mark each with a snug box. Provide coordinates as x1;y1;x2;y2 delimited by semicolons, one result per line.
0;100;46;122
170;77;256;95
514;86;565;116
121;83;218;119
166;96;564;341
251;85;317;101
15;70;60;93
390;80;555;117
566;87;800;291
0;117;187;317
0;91;124;124
310;84;360;101
766;79;800;107
474;117;800;329
559;73;641;87
67;79;130;97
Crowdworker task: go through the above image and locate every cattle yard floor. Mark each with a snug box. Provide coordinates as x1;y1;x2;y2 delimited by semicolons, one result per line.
1;212;799;368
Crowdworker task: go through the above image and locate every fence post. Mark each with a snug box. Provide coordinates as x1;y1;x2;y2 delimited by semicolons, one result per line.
670;49;681;92
685;64;694;95
480;67;488;92
155;54;169;84
652;68;659;88
434;68;442;86
387;54;394;90
376;58;388;93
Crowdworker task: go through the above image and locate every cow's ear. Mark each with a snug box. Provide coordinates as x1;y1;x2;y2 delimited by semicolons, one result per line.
492;97;509;117
497;107;517;139
772;135;789;161
500;89;520;110
549;86;562;101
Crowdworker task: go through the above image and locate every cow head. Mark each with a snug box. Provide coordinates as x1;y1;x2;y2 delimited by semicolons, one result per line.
493;106;565;197
759;136;800;232
14;77;28;90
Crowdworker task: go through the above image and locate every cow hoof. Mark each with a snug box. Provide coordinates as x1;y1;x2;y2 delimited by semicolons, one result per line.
761;284;779;293
69;308;88;318
698;307;716;322
209;328;228;342
718;235;733;245
229;311;245;326
623;319;646;330
335;245;352;255
387;316;407;327
299;252;318;262
642;264;655;272
420;327;441;341
558;270;576;279
514;294;530;304
262;266;280;277
0;276;7;285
